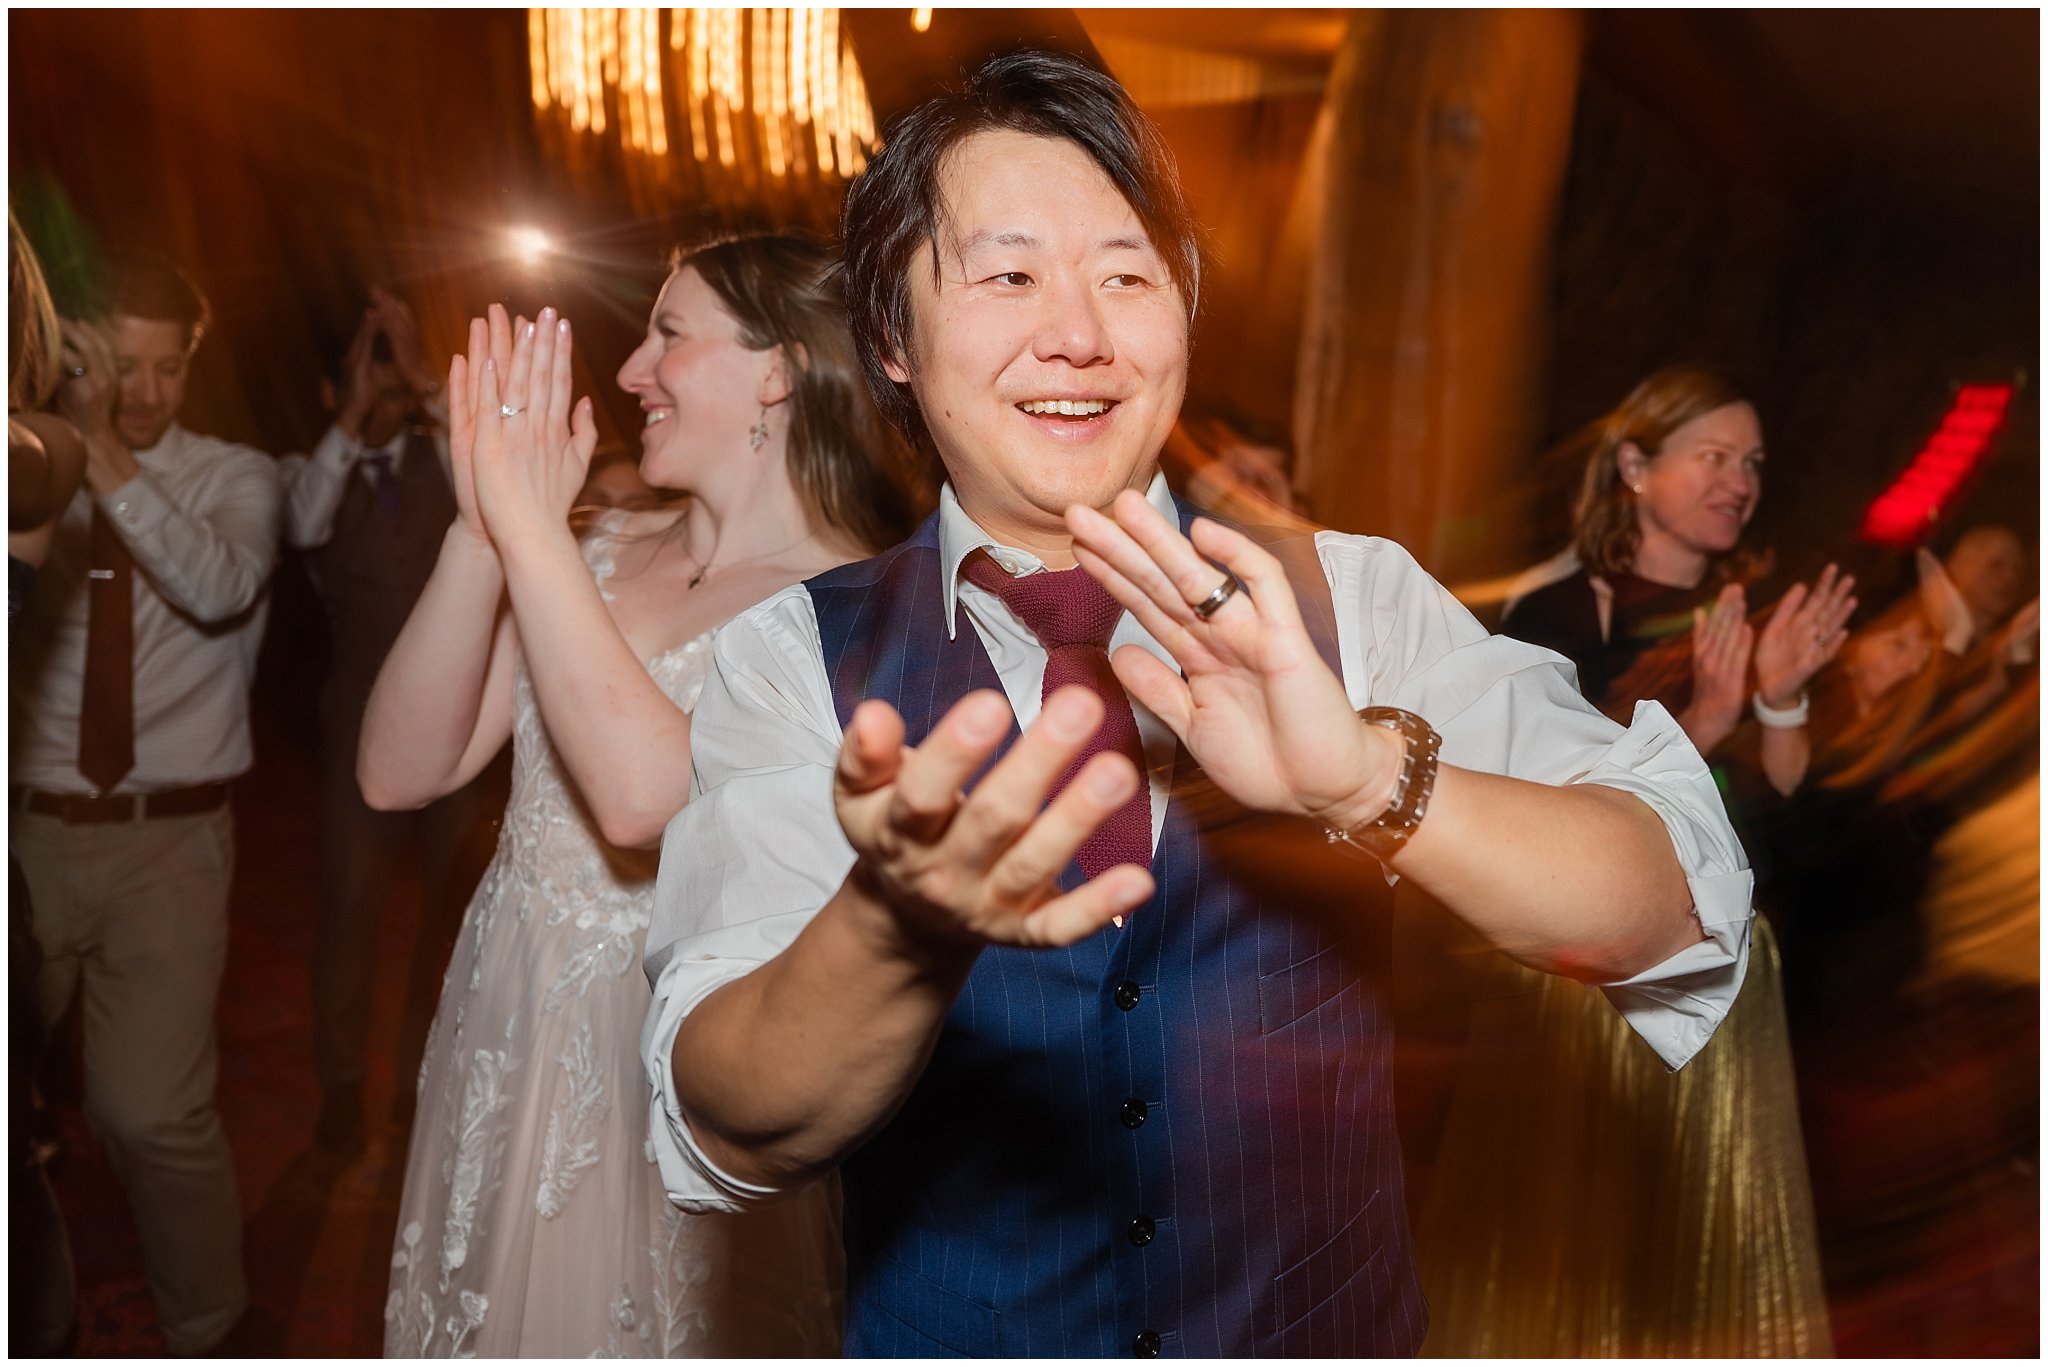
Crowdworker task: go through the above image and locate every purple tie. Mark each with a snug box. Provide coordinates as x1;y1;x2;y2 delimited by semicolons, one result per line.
961;548;1151;879
365;451;401;514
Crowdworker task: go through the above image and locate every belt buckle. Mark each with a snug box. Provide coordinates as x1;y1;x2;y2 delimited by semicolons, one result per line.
77;786;135;822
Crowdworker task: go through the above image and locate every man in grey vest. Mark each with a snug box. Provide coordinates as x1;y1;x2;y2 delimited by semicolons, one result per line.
280;289;497;1159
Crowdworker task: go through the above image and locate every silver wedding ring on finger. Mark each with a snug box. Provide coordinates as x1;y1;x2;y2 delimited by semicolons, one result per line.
499;403;524;419
1192;573;1240;620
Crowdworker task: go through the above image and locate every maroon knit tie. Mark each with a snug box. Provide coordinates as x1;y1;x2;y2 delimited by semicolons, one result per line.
961;549;1150;879
79;507;136;791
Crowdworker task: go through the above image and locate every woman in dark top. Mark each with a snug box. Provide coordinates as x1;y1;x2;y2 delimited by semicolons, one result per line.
1417;366;1852;1356
1503;365;1854;790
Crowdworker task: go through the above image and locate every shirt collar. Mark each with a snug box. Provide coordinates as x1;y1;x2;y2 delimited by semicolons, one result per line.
360;429;407;463
133;422;187;465
937;470;1177;639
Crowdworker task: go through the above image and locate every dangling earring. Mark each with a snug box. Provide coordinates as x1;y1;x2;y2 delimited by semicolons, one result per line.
748;406;769;451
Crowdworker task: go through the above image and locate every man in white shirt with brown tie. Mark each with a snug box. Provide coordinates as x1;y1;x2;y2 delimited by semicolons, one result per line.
11;251;278;1356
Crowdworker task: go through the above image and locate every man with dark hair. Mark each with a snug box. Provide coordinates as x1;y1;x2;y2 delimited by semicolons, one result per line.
279;287;497;1159
11;249;276;1354
644;50;1753;1356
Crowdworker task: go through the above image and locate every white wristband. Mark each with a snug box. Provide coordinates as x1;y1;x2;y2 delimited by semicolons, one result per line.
1752;689;1810;729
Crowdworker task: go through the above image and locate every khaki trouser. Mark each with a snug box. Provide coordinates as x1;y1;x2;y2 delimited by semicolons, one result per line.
12;805;248;1354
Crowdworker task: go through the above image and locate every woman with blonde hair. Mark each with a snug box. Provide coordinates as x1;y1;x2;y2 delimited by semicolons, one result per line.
1418;365;1850;1356
9;208;88;594
9;203;92;1357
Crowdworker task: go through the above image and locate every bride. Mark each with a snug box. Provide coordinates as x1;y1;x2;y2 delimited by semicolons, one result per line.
361;234;921;1357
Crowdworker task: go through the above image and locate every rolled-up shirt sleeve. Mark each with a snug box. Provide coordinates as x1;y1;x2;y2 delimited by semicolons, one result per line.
1320;530;1752;1071
641;585;855;1212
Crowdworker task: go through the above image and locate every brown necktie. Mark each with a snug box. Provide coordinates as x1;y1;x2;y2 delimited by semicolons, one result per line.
79;507;136;791
961;548;1151;879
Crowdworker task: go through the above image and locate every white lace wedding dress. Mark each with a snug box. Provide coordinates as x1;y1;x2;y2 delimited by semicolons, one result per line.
384;521;843;1357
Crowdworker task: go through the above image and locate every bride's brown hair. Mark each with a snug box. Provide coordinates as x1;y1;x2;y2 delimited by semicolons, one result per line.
679;231;929;553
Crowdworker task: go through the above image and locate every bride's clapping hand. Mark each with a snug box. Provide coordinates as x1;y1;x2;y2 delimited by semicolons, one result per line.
444;316;496;551
465;301;598;546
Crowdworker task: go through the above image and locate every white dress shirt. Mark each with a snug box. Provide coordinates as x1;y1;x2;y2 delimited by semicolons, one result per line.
11;423;282;793
277;414;452;551
642;474;1755;1211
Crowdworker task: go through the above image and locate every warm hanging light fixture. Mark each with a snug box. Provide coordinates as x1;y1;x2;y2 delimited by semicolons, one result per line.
528;8;877;179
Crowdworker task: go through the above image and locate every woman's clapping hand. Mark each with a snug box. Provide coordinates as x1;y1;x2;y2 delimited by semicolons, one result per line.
1684;583;1754;751
447;302;598;550
1753;563;1857;708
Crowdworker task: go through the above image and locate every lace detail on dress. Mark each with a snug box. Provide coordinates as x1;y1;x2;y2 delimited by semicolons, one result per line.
467;516;712;1010
535;1020;608;1218
647;1203;717;1353
388;1223;491;1359
383;506;812;1358
440;1023;522;1292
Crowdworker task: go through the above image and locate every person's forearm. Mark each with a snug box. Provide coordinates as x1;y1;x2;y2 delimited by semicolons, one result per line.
358;525;512;809
1675;700;1737;756
497;520;693;847
672;865;980;1189
279;428;356;549
103;463;280;622
1758;725;1810;798
1382;764;1702;981
9;413;86;528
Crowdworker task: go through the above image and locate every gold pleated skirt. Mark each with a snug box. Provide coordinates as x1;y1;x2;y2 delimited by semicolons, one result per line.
1415;918;1832;1356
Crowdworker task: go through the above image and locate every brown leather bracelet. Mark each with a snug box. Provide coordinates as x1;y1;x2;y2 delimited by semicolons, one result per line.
1324;708;1441;861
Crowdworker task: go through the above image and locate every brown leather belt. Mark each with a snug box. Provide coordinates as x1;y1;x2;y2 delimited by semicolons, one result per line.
11;783;230;824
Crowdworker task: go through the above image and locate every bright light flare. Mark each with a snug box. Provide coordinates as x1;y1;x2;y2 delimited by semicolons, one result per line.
911;7;932;32
509;226;555;266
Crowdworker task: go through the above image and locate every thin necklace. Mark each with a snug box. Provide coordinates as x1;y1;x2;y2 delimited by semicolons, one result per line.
684;529;821;589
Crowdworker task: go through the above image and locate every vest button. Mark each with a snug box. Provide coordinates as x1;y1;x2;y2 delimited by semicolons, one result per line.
1120;1097;1147;1129
1114;980;1141;1011
1132;1329;1161;1357
1127;1214;1155;1247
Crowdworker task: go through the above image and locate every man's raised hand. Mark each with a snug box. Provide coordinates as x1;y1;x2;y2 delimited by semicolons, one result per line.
1067;491;1399;834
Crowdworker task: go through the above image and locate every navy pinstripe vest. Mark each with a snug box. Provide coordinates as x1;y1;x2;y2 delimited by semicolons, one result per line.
807;502;1427;1358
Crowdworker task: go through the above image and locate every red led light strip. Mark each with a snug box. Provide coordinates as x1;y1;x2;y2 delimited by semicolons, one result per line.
1860;382;2014;548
